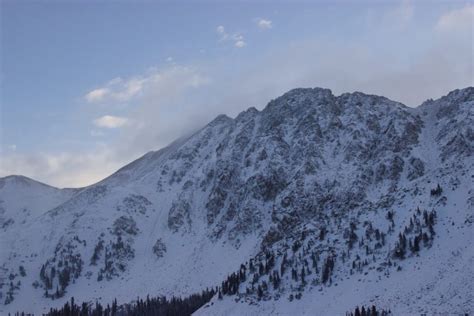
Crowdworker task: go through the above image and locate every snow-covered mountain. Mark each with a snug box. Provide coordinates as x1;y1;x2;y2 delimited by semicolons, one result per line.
1;87;473;315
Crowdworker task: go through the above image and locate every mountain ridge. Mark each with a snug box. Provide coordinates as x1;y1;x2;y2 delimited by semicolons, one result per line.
1;86;473;315
2;86;472;189
5;86;473;190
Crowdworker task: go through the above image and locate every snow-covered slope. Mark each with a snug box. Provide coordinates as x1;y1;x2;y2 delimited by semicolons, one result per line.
0;175;79;264
0;175;79;221
0;87;472;315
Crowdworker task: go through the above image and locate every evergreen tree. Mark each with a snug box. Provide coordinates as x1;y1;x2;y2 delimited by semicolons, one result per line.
371;305;377;316
355;306;361;316
257;285;263;300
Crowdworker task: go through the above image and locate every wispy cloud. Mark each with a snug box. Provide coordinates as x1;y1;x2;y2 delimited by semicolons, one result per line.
116;65;211;156
233;34;246;48
216;25;246;48
84;65;210;106
235;40;246;48
90;65;211;150
93;115;129;128
216;25;229;40
85;77;145;104
436;4;473;32
85;88;109;102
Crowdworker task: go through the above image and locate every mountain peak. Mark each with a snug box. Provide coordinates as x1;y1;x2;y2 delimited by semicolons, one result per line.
0;174;55;189
262;87;335;113
444;86;474;103
235;106;259;122
418;86;473;115
284;87;333;96
208;113;233;126
276;87;334;103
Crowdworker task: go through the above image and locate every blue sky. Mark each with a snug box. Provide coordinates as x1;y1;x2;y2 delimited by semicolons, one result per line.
1;0;473;187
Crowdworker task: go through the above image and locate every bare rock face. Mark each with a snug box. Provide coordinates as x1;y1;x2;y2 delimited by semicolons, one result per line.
117;195;152;215
112;216;139;236
431;87;474;162
168;199;191;232
408;157;425;180
152;239;167;258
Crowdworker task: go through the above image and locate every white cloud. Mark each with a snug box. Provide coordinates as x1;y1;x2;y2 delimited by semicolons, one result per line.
84;77;145;104
216;25;246;47
216;25;229;40
232;34;244;41
166;56;173;62
436;4;474;32
235;40;246;48
232;34;246;47
85;65;211;106
216;25;225;34
85;88;109;102
257;18;272;30
93;115;129;128
233;34;246;47
116;78;145;101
